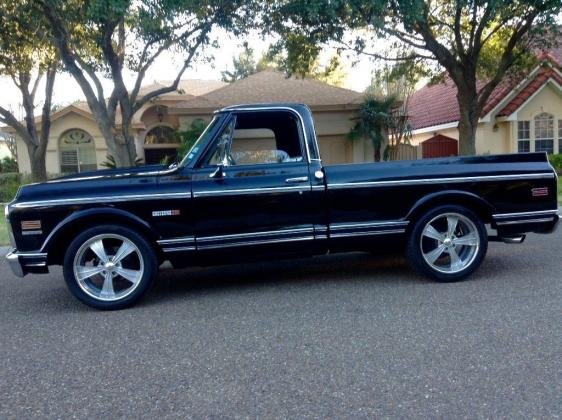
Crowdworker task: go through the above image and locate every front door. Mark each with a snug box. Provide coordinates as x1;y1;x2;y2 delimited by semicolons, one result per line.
191;109;319;257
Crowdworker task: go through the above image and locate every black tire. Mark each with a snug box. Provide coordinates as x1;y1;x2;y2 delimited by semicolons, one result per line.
63;224;157;310
406;205;488;282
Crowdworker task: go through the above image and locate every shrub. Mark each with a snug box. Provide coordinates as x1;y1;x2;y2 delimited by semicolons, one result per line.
0;157;18;173
176;118;208;161
0;173;21;203
548;154;562;174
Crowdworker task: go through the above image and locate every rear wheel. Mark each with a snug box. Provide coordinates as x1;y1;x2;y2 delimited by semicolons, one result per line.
63;225;157;310
407;205;487;282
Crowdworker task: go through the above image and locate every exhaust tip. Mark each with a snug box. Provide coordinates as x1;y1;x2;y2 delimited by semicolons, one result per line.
502;235;526;244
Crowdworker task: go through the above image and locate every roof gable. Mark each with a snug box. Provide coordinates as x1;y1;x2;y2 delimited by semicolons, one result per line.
497;67;562;117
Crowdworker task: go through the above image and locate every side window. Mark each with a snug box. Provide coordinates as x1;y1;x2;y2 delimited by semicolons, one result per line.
205;110;304;166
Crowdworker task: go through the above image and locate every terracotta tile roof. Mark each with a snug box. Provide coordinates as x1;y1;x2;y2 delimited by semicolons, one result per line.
407;78;463;130
497;67;562;117
408;44;562;130
173;69;363;109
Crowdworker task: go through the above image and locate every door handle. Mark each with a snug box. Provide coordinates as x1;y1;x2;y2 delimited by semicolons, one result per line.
285;176;309;183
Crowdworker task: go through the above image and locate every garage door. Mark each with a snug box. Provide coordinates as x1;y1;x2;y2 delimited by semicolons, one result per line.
317;135;352;164
422;134;458;158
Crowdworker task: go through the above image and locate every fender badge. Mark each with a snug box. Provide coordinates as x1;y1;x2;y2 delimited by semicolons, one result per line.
531;187;548;197
152;210;181;217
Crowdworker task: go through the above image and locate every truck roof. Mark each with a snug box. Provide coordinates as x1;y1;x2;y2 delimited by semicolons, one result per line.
217;103;311;113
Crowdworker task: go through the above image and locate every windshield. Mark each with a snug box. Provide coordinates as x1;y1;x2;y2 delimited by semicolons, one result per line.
178;116;222;167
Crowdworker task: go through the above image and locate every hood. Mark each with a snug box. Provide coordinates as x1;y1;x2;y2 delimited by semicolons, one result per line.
50;164;167;183
13;164;170;204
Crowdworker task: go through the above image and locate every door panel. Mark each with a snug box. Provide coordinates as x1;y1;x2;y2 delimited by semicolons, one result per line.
190;108;327;257
191;162;317;254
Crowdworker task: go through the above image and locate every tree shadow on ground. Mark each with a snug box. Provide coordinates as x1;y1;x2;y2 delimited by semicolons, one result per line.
140;252;427;307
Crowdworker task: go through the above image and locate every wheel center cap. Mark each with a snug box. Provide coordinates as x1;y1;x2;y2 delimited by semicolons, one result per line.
443;237;452;246
105;261;116;270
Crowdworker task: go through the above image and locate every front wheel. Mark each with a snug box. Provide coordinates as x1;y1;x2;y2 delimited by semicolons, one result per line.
63;225;157;310
406;205;488;282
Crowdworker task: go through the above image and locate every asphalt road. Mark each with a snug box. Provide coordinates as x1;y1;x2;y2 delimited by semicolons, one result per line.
1;233;561;419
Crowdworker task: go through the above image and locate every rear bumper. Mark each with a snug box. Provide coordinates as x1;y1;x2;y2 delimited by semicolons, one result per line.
493;209;559;235
5;250;49;278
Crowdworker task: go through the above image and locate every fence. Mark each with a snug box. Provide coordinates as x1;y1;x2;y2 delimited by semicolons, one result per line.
392;144;420;161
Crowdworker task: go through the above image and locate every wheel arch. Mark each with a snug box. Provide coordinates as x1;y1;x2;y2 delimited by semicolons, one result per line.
405;190;495;227
43;208;161;265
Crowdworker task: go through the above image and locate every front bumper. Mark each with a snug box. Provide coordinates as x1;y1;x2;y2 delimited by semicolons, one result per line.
5;250;49;278
6;251;24;277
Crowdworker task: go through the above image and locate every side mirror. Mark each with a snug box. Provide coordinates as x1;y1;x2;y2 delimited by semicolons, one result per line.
209;164;225;179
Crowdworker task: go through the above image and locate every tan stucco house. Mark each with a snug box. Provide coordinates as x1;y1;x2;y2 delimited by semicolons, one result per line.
0;138;10;159
7;70;368;175
408;45;562;158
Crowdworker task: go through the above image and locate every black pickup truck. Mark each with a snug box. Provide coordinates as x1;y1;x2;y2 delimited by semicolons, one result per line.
5;103;559;309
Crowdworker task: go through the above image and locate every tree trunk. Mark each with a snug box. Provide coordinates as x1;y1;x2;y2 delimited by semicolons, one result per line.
112;137;136;167
456;91;479;156
374;146;381;162
27;143;47;183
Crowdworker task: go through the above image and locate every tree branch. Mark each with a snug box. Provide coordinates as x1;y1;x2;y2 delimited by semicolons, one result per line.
476;15;538;110
39;65;56;153
453;0;465;58
0;106;34;146
131;24;212;113
40;0;109;119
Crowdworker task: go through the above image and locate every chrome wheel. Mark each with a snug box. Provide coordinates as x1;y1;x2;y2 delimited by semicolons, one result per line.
420;212;480;274
73;234;144;302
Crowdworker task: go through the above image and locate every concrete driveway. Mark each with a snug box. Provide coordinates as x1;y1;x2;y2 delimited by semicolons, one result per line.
0;233;561;418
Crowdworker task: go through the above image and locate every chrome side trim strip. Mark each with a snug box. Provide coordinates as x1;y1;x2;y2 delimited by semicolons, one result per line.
162;246;196;253
198;235;315;250
328;173;554;190
17;252;48;258
25;262;47;267
194;186;310;198
492;209;558;219
198;227;314;242
495;217;556;226
330;220;409;230
157;236;196;245
12;192;192;209
330;229;406;238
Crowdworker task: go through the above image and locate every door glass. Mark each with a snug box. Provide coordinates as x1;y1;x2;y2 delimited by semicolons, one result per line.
205;111;304;166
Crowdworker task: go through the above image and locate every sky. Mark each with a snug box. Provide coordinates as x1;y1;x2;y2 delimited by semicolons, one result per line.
0;30;377;117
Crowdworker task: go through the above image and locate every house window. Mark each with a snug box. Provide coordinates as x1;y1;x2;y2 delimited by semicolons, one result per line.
59;129;97;174
517;121;530;153
534;113;554;154
143;125;179;164
144;126;177;145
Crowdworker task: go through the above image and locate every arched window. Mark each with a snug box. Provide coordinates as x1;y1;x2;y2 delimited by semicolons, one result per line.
534;112;554;154
144;126;177;145
143;125;179;164
59;129;97;174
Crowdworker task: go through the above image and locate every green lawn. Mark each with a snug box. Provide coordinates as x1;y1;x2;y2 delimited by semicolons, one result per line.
0;207;8;246
558;182;562;205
